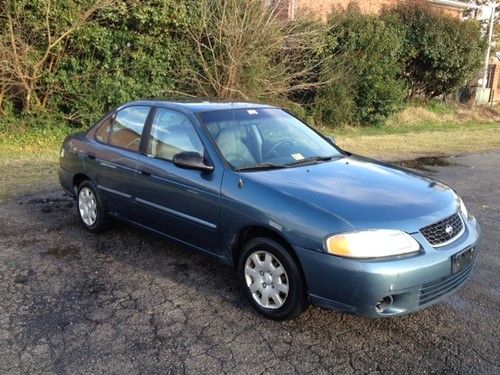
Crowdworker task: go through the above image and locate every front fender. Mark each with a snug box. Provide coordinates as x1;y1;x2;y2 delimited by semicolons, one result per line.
219;169;353;259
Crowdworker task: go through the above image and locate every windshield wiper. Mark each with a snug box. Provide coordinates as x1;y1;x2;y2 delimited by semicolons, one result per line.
286;155;335;167
235;162;287;172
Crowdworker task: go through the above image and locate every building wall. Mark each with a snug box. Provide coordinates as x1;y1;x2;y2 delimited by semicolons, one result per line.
428;4;464;18
295;0;397;18
491;64;500;104
291;0;463;19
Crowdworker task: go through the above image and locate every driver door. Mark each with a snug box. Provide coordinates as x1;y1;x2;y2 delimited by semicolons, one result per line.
134;108;222;254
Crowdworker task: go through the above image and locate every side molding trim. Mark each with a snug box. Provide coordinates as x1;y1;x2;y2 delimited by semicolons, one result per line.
97;185;132;199
135;197;217;230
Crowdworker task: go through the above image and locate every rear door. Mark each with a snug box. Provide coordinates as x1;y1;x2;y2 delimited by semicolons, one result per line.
92;105;151;219
134;107;222;254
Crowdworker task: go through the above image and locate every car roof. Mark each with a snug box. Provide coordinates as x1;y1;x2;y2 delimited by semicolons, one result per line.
118;99;276;114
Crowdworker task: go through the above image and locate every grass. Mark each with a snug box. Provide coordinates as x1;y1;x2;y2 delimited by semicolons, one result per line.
1;103;499;199
0;117;69;200
0;152;60;200
324;103;500;160
331;121;500;160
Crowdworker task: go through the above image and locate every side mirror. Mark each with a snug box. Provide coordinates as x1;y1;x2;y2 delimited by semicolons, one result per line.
173;151;214;173
325;135;336;145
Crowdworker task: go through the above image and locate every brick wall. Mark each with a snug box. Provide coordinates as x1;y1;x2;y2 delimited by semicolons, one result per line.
490;64;500;104
288;0;463;19
295;0;397;18
429;4;463;18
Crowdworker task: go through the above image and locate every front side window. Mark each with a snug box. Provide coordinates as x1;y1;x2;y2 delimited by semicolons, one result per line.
147;108;204;161
199;108;341;169
108;106;150;152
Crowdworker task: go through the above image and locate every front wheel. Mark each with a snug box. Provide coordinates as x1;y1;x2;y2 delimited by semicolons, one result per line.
238;237;309;320
77;180;107;233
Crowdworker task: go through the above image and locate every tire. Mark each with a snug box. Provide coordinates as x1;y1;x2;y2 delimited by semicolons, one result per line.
238;237;309;320
76;180;107;233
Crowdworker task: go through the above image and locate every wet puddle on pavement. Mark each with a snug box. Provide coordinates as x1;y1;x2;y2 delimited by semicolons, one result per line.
393;156;461;172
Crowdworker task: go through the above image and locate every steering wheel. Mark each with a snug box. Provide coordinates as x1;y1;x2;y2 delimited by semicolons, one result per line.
265;140;294;159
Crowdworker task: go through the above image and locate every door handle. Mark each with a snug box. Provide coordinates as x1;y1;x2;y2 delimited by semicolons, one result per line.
85;153;96;160
139;169;151;177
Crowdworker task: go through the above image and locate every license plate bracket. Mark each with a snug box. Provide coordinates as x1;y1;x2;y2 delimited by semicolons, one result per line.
451;247;475;274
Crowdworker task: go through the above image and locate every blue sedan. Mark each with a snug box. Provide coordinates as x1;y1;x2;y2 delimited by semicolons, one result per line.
59;100;481;319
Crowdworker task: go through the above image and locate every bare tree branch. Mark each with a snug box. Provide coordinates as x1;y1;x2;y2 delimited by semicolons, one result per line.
1;0;116;112
186;0;339;103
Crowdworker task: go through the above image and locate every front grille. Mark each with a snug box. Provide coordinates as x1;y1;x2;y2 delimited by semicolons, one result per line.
420;213;464;246
419;260;474;306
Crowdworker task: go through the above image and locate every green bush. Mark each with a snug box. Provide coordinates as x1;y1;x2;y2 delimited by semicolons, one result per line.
314;5;406;126
0;0;487;130
313;76;357;126
383;0;485;98
51;0;200;126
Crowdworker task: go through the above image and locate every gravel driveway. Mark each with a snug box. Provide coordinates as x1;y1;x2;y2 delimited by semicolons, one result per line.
0;152;498;374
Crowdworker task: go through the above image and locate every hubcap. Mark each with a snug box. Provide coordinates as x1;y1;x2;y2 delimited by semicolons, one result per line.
78;187;97;226
244;251;289;309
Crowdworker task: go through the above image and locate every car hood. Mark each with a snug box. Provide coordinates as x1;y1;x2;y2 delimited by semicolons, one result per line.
243;155;459;233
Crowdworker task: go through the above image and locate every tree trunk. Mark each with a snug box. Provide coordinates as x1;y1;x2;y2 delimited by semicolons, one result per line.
24;88;31;113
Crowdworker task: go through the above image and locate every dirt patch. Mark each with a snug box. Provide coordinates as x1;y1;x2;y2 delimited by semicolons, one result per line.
18;196;74;213
41;244;81;259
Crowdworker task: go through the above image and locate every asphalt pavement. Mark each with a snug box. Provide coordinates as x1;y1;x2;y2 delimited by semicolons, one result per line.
0;152;498;374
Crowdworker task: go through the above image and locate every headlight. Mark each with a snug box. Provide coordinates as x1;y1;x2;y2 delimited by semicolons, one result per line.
459;197;468;219
325;230;420;258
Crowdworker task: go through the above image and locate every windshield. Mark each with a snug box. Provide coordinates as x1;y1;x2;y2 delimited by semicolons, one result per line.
198;108;341;170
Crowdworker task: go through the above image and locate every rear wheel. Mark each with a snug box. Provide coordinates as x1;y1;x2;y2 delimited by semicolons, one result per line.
77;180;107;233
238;237;308;320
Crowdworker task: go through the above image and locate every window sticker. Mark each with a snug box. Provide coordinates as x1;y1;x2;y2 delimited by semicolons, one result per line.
291;153;304;161
247;109;258;115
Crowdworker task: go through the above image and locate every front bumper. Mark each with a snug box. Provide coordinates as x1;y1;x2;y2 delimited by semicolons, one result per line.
294;215;481;317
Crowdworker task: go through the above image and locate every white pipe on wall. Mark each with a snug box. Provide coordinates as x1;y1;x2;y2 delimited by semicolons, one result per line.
428;0;480;10
482;2;498;90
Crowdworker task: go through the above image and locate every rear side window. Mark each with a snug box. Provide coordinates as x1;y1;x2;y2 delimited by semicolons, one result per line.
147;108;204;161
108;106;150;152
95;118;112;143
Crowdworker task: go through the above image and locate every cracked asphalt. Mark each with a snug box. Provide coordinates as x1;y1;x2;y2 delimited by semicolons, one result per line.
0;152;499;374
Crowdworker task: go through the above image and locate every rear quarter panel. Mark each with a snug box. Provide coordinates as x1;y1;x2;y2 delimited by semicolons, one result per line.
59;133;91;194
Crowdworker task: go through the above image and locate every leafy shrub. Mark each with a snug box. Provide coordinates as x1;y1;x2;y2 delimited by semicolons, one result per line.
51;0;200;125
314;5;406;126
0;0;488;130
383;0;485;98
313;75;357;126
0;0;117;115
